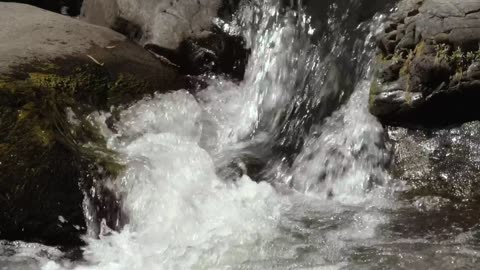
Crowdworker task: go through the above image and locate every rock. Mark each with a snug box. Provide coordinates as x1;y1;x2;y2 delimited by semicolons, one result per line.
80;0;222;49
81;0;249;79
145;26;250;80
413;196;450;212
369;0;480;126
218;0;242;20
0;3;185;247
388;121;480;201
3;0;84;16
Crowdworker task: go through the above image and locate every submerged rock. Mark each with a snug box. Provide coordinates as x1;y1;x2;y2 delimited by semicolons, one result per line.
370;0;480;126
0;3;185;246
387;121;480;238
388;122;480;201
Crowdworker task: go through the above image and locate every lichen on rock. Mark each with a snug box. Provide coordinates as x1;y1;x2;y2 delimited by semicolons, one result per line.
369;0;480;127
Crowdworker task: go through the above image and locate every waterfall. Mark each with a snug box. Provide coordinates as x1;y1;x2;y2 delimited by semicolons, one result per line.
4;1;398;269
49;1;390;269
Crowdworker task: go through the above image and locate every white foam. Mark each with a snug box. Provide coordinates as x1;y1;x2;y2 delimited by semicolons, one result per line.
68;89;284;270
38;2;392;270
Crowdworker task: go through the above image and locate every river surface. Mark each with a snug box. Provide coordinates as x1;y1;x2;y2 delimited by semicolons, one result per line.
2;0;480;269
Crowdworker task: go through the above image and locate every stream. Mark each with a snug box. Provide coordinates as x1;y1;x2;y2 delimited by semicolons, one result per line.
2;0;480;269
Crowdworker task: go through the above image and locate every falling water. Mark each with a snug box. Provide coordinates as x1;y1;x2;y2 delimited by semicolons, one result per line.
3;0;480;269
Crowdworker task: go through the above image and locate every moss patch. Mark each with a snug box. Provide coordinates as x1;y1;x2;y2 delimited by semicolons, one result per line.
0;58;158;177
0;56;164;245
434;45;480;72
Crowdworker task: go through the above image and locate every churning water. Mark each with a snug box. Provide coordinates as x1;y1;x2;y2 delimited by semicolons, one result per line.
3;0;480;269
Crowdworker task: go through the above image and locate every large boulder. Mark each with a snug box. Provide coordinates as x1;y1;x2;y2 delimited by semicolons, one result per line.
80;0;222;49
0;3;185;247
369;0;480;126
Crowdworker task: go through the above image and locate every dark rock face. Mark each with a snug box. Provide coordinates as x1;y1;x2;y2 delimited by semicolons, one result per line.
81;0;249;80
388;122;480;201
0;3;185;247
370;0;480;126
218;0;242;20
145;27;250;80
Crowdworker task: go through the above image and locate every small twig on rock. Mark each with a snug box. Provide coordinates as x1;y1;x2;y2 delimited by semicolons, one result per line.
86;54;104;66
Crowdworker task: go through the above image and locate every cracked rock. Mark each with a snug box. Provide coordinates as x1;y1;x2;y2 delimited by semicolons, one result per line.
369;0;480;127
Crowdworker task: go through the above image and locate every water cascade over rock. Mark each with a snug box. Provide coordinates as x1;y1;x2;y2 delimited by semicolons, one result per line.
1;0;480;269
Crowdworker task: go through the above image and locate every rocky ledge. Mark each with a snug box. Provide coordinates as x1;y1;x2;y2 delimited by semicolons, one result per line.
369;0;480;205
370;0;480;126
0;2;187;247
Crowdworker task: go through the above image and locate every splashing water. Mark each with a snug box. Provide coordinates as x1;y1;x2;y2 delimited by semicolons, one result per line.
9;1;392;269
4;0;480;270
43;1;391;269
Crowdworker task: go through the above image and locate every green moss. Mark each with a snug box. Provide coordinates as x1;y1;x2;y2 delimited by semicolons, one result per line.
375;53;392;65
28;61;58;73
391;51;404;64
451;47;465;67
466;51;480;63
0;79;7;89
453;68;464;82
0;59;154;188
414;41;426;57
32;125;55;146
435;43;450;64
107;73;153;107
405;73;412;106
434;44;480;71
399;50;414;77
399;63;409;77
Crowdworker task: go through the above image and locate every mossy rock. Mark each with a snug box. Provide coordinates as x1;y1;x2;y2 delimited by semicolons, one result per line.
0;3;187;247
0;56;185;247
370;0;480;127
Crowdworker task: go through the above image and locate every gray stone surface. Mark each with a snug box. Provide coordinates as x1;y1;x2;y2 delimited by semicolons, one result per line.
0;2;125;73
81;0;222;49
369;0;480;126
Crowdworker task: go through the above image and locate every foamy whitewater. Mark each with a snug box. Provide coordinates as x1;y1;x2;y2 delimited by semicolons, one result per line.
3;0;480;269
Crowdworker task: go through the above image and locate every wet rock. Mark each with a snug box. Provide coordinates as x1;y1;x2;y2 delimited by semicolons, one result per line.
145;26;250;80
81;0;250;79
3;0;84;16
370;0;480;126
80;0;222;49
0;3;185;247
413;196;450;212
218;0;242;20
388;122;480;201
